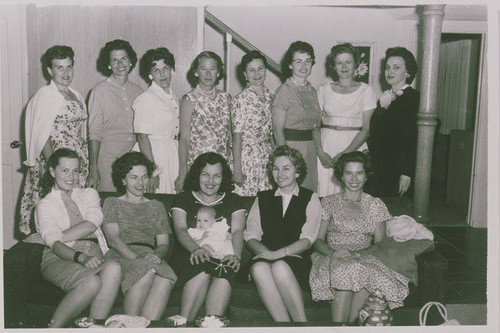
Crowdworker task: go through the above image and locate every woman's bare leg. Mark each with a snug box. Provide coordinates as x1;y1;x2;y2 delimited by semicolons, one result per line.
90;261;121;319
141;275;174;320
205;277;231;316
271;260;307;322
250;261;290;322
330;290;353;323
123;270;154;316
180;272;211;320
348;288;370;322
49;275;101;328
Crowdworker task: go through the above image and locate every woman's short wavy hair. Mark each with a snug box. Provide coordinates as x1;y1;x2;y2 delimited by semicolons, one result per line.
267;145;307;187
237;50;267;88
384;47;418;84
325;43;359;81
112;152;155;193
40;148;80;198
139;47;176;83
333;151;374;186
187;51;224;88
97;39;138;77
184;152;234;194
43;45;75;68
281;41;315;79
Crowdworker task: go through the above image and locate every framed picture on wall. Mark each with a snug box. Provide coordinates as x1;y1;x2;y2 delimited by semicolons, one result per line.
335;41;375;85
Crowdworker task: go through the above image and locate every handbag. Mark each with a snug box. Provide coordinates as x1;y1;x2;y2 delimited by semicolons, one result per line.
419;301;460;326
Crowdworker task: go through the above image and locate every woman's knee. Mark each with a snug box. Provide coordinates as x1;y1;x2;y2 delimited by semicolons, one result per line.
250;261;271;279
270;260;294;280
154;275;175;290
101;261;121;279
77;275;102;295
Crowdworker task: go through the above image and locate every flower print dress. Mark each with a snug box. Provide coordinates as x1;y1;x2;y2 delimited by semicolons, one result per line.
20;99;89;235
186;87;232;168
309;192;410;309
231;86;274;196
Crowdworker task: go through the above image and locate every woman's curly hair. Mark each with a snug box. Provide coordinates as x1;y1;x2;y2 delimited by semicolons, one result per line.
267;145;307;187
186;51;224;88
40;148;80;198
384;47;418;84
325;43;359;81
281;41;315;79
111;152;155;193
97;39;138;77
139;47;176;83
333;151;374;186
184;152;234;194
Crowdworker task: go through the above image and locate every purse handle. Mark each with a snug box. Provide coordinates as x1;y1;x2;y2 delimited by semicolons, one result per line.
419;301;448;326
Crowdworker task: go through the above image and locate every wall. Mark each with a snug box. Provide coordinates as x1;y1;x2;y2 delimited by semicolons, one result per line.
26;5;198;102
204;6;419;96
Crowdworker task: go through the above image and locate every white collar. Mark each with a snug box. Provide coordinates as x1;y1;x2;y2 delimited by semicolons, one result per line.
274;185;299;197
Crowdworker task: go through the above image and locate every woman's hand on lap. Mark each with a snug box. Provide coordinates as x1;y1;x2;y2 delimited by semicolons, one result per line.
80;254;102;269
190;247;211;265
144;253;162;264
253;250;283;261
222;254;241;272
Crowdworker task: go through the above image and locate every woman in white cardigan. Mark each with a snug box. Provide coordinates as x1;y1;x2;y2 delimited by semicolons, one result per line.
35;148;121;328
21;45;89;236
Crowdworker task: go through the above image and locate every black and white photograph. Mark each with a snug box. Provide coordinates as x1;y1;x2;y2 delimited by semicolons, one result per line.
1;0;498;331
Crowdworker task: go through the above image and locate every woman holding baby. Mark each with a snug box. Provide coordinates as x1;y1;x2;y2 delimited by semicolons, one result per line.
170;152;246;320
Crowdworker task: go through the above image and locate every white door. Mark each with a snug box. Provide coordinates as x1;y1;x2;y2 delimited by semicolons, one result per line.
1;4;28;249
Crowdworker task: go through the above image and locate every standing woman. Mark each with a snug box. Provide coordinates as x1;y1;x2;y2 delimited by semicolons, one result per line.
316;43;377;197
272;41;321;192
170;152;246;320
175;51;232;192
133;47;179;193
102;152;177;320
35;148;121;327
21;45;88;236
232;51;274;196
367;47;419;197
244;145;321;322
87;39;143;192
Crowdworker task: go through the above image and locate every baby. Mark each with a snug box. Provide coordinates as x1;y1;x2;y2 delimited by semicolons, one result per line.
188;206;234;260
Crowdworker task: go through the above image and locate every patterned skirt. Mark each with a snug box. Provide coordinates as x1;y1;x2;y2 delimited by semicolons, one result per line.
309;253;409;309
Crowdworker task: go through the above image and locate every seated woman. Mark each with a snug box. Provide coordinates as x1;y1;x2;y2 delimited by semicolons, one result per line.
170;152;246;321
102;152;177;320
244;145;321;322
309;151;409;323
35;148;121;328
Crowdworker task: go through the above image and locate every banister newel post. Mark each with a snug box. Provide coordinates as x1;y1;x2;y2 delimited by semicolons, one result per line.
224;32;233;93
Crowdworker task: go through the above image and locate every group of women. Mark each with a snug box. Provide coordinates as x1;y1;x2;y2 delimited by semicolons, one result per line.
22;38;420;327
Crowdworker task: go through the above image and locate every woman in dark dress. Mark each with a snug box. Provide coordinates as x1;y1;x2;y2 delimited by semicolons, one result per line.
367;47;419;197
170;152;246;320
244;145;321;322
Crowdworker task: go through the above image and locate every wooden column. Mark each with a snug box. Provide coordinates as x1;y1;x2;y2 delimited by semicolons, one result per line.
413;5;445;224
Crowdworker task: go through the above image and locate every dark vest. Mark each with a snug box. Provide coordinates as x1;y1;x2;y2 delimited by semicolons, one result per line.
258;187;313;251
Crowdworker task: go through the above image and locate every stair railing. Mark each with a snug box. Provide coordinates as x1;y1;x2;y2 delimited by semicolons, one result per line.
204;9;282;91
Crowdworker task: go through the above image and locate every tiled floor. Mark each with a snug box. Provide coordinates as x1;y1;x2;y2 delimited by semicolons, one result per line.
431;226;487;304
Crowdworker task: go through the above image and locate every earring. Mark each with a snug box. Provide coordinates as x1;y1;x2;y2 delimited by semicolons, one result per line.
108;66;111;70
406;74;410;78
195;73;198;77
149;75;153;80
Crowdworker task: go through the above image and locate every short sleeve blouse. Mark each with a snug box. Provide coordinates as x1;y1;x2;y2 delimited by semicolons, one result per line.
103;197;170;246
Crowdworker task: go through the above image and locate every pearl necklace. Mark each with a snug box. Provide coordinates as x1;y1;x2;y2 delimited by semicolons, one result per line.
198;86;216;98
291;77;307;87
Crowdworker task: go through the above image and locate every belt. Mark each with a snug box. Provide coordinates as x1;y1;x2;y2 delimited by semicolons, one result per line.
284;128;313;141
127;242;155;250
321;124;362;131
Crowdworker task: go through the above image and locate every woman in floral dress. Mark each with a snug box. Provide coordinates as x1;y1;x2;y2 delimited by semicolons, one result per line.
309;152;409;323
21;45;88;236
175;51;232;192
231;51;273;196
